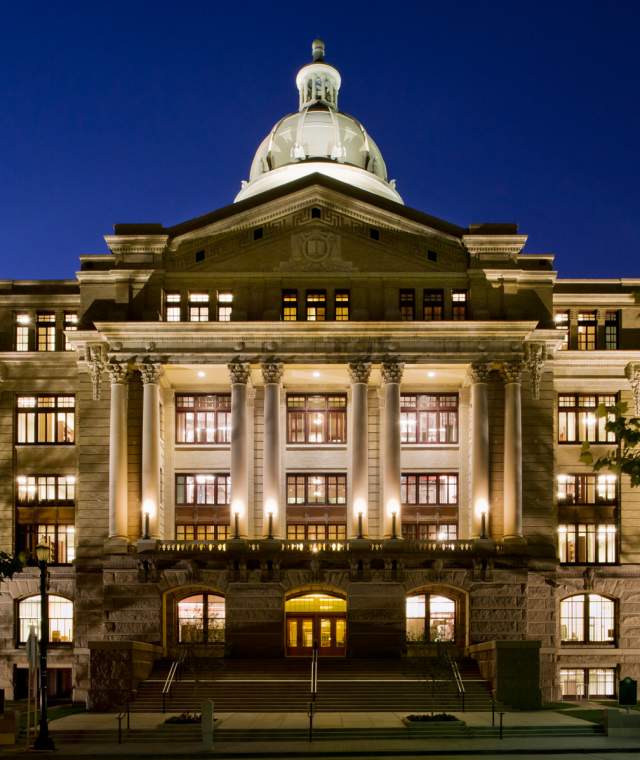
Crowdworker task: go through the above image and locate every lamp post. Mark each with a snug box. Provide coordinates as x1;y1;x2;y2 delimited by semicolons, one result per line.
34;542;55;751
391;509;398;540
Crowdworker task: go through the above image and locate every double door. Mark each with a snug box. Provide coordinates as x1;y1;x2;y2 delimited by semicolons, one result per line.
286;613;346;656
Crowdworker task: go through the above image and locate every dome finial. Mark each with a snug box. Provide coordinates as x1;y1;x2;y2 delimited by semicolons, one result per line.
312;39;325;61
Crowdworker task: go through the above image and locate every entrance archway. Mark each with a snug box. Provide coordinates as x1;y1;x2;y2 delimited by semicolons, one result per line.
285;593;346;657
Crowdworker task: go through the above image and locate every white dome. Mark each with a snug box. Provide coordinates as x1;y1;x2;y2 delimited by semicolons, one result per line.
235;41;402;204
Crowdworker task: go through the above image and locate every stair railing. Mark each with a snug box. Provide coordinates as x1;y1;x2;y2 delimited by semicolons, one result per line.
310;642;319;703
162;652;185;713
447;652;465;712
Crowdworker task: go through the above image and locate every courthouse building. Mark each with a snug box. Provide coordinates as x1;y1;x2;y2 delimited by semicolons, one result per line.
0;40;639;707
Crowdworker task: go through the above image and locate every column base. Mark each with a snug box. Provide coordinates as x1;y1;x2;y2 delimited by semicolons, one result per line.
503;535;527;550
103;536;129;554
136;538;158;553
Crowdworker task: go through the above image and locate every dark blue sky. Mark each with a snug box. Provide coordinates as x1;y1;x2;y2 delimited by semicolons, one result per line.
1;1;638;280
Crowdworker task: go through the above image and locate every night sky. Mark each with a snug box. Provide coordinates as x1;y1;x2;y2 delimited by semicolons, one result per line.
1;1;638;280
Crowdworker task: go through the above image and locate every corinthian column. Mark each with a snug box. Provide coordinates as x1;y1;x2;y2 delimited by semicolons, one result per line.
469;362;490;538
262;361;283;539
349;361;371;538
502;360;524;540
107;361;129;545
381;359;404;539
229;361;251;538
140;362;162;539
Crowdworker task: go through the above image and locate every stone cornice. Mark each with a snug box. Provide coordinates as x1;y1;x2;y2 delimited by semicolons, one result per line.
475;269;557;285
0;293;80;306
104;234;169;256
463;234;528;260
76;270;155;285
553;292;639;306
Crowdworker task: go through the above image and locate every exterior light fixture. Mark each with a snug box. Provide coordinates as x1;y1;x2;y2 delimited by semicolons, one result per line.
355;499;366;539
197;370;206;378
142;499;155;540
427;371;436;378
33;542;55;751
312;371;320;378
265;499;276;539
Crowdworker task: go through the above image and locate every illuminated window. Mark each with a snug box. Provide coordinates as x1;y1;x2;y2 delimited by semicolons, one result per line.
556;474;617;504
175;473;230;505
286;394;346;444
17;475;75;505
286;473;347;506
165;293;181;322
189;293;209;322
282;290;298;321
175;394;230;444
554;311;569;350
560;668;615;699
177;593;225;643
560;593;615;644
306;291;326;321
558;394;616;443
423;290;444;321
217;291;233;322
335;290;350;321
577;311;597;351
399;289;415;321
452;290;468;320
15;313;30;351
286;524;346;541
558;524;616;564
176;524;228;541
63;312;78;351
18;595;73;644
401;394;458;444
406;594;456;642
402;523;457;541
16;396;75;444
401;474;458;506
605;311;619;350
36;312;56;352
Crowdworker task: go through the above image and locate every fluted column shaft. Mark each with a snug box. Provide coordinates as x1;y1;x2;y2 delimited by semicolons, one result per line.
503;361;523;539
262;362;283;538
470;362;490;538
229;362;251;538
381;360;404;538
141;363;162;538
349;361;371;538
108;362;129;540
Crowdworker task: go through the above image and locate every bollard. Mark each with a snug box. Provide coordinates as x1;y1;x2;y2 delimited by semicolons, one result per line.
499;711;504;740
126;694;130;731
117;714;123;744
308;701;314;743
201;699;214;752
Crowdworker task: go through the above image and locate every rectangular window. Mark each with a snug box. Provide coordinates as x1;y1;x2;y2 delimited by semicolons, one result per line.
175;394;231;444
557;474;617;505
286;394;347;444
401;473;458;506
17;475;75;505
399;289;415;321
577;311;597;351
558;394;616;443
335;290;350;321
36;312;56;352
63;312;78;351
189;293;209;322
452;290;468;320
15;313;30;352
175;474;231;505
16;396;75;444
560;668;616;699
605;311;619;350
217;291;233;322
282;290;298;321
165;292;181;322
175;524;229;541
286;524;346;541
306;291;326;321
400;394;458;444
17;524;75;565
423;290;444;321
402;523;457;541
558;524;617;564
286;473;347;505
554;311;570;350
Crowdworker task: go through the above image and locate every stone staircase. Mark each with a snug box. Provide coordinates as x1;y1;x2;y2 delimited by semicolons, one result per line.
127;656;495;713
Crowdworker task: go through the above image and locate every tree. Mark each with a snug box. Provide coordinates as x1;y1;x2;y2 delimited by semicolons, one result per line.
580;402;640;487
0;551;24;580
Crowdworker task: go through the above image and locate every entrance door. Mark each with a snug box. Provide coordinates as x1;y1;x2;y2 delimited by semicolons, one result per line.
285;593;347;657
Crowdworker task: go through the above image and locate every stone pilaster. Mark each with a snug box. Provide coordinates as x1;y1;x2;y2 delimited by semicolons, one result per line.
262;361;283;538
381;359;404;538
469;361;491;538
349;361;372;538
502;359;524;541
229;361;251;538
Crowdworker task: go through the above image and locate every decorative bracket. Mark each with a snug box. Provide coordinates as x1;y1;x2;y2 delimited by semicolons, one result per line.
85;343;107;400
626;363;640;416
525;343;547;400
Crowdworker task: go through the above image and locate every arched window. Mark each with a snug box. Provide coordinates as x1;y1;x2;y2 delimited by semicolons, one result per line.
406;593;455;642
177;593;225;643
560;593;615;643
18;595;73;644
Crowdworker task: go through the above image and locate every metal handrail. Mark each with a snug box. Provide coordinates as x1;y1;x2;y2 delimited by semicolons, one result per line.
310;644;318;701
161;653;185;713
446;652;465;711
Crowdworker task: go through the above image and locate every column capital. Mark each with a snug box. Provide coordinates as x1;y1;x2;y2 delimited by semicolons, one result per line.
626;362;640;415
106;360;129;385
501;358;524;384
261;361;283;385
228;361;251;385
381;359;404;384
468;361;491;384
525;342;547;400
348;360;372;384
139;361;162;385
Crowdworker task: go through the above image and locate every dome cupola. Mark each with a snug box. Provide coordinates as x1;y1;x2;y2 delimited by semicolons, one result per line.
234;40;402;204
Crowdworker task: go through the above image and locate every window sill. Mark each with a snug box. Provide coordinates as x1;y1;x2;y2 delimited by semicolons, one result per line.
560;642;616;648
401;444;459;450
286;444;347;451
174;444;230;451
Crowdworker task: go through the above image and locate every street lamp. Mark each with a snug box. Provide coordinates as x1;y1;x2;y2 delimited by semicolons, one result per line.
34;542;55;751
